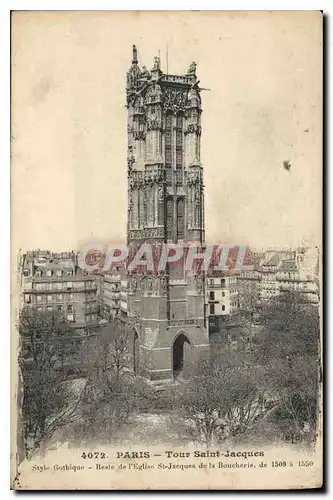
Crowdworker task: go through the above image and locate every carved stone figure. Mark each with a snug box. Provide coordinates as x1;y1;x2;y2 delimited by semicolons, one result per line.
187;170;201;186
187;124;195;134
135;131;146;141
187;61;197;76
141;65;150;79
153;56;160;71
147;118;159;131
197;275;203;293
143;189;148;205
159;276;167;294
153;277;159;292
127;156;135;172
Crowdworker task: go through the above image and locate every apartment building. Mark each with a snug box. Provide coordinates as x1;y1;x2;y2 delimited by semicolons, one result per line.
99;263;128;321
238;248;319;310
20;251;99;337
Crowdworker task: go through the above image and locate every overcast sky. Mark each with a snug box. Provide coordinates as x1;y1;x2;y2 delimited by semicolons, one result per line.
12;11;322;252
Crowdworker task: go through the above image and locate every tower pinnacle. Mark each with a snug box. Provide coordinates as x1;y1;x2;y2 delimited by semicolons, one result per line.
132;44;138;65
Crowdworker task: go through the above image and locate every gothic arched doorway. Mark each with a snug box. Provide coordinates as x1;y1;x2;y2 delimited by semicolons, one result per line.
172;333;191;379
133;331;139;375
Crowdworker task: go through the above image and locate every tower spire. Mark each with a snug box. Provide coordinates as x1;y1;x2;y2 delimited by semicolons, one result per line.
132;44;138;65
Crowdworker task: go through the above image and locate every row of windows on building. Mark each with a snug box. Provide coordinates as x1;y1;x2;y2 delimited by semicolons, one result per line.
209;301;240;315
240;272;261;279
208;278;230;287
260;282;311;290
27;281;95;292
260;291;279;297
279;282;312;289
34;303;97;322
24;268;75;278
260;283;279;290
25;292;95;303
33;302;95;312
208;290;238;299
261;272;299;280
103;282;120;292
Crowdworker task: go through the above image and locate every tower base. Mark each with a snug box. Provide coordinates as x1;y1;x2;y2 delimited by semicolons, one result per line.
138;324;210;381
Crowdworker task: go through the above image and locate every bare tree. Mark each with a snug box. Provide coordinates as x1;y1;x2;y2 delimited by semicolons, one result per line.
174;359;271;447
72;374;153;446
70;318;158;445
99;319;133;383
254;291;320;437
19;308;85;457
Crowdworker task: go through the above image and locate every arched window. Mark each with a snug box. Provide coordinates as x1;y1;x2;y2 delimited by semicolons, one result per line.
177;198;184;240
158;186;164;225
143;189;147;227
176;113;183;185
150;131;157;158
151;186;156;226
137;189;141;228
176;114;183;165
166;197;173;240
195;134;200;161
132;189;138;228
165;113;172;185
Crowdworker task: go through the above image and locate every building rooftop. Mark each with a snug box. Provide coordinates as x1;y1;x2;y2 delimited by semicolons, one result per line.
263;253;281;267
278;259;298;272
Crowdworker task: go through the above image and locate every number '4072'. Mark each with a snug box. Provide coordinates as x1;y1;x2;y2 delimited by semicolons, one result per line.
81;452;106;459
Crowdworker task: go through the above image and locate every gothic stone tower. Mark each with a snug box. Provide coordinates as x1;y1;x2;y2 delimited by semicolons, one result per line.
126;45;209;381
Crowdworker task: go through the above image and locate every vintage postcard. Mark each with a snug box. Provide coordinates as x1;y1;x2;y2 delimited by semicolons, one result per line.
11;10;323;490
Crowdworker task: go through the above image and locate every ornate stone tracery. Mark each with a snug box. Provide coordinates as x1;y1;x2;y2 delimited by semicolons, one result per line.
146;118;161;131
133;131;146;141
187;169;203;186
145;82;162;104
129;171;144;189
185;124;202;135
163;88;188;113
